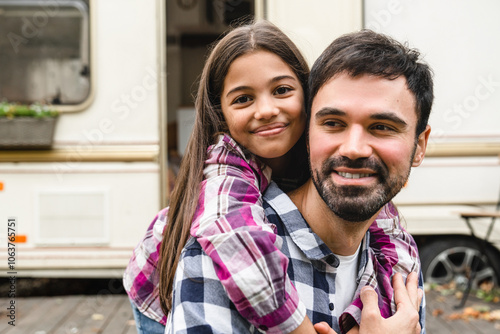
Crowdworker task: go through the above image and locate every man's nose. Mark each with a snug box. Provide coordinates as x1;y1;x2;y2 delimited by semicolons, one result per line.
338;126;373;160
254;96;279;120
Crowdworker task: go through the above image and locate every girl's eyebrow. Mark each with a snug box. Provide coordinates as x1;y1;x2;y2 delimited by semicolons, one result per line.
270;74;297;83
225;75;297;98
225;86;251;97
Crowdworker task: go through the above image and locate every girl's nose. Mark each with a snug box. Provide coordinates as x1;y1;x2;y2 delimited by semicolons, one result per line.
254;96;279;120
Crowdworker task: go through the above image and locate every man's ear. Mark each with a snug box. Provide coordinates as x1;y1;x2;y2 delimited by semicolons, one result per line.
412;125;431;167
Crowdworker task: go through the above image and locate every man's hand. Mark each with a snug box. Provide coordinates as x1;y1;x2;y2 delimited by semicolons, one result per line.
358;272;422;334
312;272;422;334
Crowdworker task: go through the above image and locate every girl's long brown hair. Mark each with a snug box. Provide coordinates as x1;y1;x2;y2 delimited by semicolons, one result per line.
158;20;310;315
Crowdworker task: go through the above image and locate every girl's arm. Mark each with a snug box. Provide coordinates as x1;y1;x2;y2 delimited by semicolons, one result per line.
367;201;421;317
190;134;305;333
339;202;423;333
123;207;169;325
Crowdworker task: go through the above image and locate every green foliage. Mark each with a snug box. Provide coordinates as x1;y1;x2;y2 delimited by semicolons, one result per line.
475;282;500;303
427;281;500;303
0;101;59;118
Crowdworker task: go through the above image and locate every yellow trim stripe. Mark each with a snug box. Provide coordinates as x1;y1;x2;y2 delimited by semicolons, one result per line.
426;142;500;157
0;146;158;163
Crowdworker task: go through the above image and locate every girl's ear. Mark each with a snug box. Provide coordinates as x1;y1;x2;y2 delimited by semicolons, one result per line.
412;125;431;167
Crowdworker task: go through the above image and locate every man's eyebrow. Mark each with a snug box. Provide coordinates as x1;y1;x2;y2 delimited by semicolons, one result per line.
315;108;409;127
371;112;408;127
314;107;346;119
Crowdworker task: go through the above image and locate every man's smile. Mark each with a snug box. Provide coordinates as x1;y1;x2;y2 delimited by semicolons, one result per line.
336;171;375;179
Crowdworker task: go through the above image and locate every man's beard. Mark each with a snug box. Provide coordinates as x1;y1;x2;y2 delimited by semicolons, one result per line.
311;150;415;223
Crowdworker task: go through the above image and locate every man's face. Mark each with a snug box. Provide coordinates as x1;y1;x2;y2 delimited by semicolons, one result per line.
309;72;430;222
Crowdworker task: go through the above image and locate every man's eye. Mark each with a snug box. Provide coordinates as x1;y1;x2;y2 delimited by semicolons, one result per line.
275;86;292;95
373;124;395;131
233;96;252;104
324;120;342;127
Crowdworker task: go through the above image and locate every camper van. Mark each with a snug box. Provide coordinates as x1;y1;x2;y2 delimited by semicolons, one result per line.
1;0;499;291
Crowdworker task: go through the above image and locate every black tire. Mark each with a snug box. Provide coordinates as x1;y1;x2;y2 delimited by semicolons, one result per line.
420;236;500;290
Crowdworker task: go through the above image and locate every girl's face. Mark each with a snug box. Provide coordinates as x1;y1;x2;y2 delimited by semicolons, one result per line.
220;50;306;159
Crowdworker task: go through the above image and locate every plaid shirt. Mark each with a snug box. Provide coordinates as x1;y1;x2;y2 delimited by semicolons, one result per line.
123;207;168;325
189;135;304;331
124;134;423;332
124;134;300;330
166;183;426;334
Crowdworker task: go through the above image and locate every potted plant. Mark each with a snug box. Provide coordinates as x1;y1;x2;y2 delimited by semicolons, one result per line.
0;101;59;149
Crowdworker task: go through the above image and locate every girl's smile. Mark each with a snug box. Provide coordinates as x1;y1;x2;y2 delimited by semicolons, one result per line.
251;122;289;136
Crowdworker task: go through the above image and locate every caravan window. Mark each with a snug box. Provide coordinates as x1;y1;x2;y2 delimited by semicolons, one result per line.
0;0;90;108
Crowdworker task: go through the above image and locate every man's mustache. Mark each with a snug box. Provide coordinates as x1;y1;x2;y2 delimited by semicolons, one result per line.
321;156;388;179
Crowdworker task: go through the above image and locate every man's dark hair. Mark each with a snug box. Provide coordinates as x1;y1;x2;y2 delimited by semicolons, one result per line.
308;30;434;136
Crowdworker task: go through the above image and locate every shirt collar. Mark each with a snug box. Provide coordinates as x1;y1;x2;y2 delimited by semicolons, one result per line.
208;133;272;189
264;182;371;275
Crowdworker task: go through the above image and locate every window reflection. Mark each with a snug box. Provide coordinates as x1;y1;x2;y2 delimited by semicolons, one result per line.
0;0;90;106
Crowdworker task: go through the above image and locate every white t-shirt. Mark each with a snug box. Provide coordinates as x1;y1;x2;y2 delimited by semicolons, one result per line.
333;243;361;319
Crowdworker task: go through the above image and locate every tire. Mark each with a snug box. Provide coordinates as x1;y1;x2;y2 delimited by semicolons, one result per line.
420;237;500;290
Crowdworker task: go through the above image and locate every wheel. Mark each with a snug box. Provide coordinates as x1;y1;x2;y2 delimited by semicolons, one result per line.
420;237;500;290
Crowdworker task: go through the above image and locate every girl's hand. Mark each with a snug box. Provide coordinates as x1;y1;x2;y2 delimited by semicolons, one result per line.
358;272;422;334
313;322;337;334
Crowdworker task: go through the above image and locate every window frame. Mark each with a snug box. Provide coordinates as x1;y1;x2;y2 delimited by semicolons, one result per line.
0;0;95;113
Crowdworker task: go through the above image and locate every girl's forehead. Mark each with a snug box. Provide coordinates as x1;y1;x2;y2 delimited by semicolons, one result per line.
225;50;298;81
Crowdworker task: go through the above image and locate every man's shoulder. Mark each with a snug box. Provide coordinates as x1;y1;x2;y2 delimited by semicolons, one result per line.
169;238;257;333
263;182;312;233
172;238;229;314
170;238;215;289
263;182;297;215
262;182;297;232
177;238;210;269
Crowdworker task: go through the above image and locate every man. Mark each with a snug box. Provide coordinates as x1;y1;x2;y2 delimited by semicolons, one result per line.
166;30;433;334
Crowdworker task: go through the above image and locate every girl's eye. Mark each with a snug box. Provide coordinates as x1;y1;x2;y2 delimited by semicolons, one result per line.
233;95;252;105
274;86;292;95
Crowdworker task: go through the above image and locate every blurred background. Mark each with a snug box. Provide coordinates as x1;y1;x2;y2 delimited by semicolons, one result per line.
0;0;499;302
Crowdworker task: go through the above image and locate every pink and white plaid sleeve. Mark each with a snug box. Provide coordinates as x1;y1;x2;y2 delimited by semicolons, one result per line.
123;208;168;325
340;201;421;333
190;134;304;333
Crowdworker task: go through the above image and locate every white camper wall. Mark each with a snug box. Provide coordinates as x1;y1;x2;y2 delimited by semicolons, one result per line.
364;0;500;142
0;0;165;277
264;0;363;65
54;0;160;145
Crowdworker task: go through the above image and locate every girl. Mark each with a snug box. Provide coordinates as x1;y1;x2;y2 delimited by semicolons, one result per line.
123;20;420;334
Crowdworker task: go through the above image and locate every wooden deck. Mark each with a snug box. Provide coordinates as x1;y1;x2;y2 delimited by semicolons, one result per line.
425;289;500;334
0;290;499;333
0;294;135;334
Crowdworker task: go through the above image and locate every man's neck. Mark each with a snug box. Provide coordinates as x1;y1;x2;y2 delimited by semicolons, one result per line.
288;178;380;256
